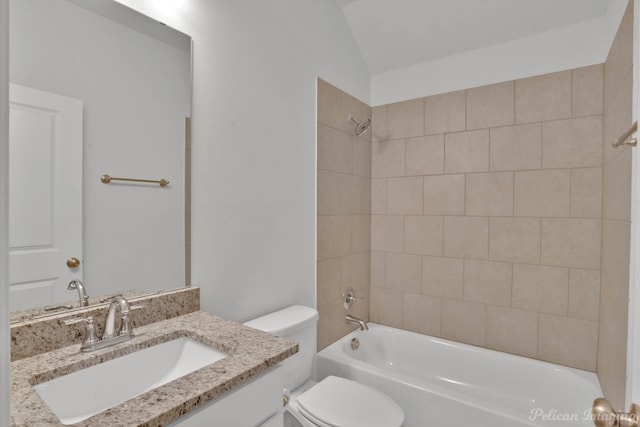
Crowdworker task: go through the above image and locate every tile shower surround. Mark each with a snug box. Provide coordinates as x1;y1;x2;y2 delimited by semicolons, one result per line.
369;67;604;371
316;59;612;373
317;79;372;349
597;0;634;410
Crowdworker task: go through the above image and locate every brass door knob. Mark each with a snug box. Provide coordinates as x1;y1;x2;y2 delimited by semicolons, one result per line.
66;257;81;268
593;398;639;427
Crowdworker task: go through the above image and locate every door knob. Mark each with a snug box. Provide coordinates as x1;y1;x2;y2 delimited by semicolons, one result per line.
592;398;639;427
66;257;81;268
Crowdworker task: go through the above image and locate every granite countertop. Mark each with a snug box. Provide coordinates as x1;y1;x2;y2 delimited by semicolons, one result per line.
10;311;298;427
10;289;148;324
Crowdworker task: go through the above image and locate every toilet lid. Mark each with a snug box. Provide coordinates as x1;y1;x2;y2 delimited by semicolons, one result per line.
296;376;404;427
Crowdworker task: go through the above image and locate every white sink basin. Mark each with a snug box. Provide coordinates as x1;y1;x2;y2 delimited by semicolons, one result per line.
34;337;227;425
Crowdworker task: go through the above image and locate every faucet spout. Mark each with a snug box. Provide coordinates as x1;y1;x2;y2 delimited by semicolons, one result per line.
346;314;369;331
67;280;89;307
102;295;131;339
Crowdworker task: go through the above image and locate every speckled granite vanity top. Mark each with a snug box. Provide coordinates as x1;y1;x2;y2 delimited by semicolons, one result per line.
10;311;298;427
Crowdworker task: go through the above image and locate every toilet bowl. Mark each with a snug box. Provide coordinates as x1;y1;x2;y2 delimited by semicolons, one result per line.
287;375;404;427
244;305;404;427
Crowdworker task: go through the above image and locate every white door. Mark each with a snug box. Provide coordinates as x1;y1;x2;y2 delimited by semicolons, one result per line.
9;84;83;311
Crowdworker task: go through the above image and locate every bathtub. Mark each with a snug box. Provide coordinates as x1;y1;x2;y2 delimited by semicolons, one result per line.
316;324;602;427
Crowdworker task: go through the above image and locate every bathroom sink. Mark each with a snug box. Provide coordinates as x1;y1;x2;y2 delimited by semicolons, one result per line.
34;337;227;425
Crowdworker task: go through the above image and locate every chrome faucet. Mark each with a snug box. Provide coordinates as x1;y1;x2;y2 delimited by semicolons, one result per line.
103;295;133;339
67;279;89;307
346;314;369;331
64;295;141;352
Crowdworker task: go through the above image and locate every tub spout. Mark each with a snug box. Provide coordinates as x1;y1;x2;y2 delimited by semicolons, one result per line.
346;314;369;331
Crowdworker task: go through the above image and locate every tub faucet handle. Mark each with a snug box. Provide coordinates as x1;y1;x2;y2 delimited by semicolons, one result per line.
343;288;364;310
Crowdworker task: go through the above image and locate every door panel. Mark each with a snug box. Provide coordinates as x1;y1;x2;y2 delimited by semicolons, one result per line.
9;279;57;311
9;84;83;311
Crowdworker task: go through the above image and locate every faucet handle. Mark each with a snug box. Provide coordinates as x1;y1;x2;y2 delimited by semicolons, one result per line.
64;316;99;350
343;288;365;310
119;304;144;337
120;304;144;318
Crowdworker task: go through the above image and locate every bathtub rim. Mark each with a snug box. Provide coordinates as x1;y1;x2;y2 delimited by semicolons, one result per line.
319;322;602;382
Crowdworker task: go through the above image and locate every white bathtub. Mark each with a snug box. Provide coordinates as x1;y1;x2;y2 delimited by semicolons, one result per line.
316;324;602;427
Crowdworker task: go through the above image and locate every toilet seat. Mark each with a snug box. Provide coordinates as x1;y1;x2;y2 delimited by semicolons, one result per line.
294;376;404;427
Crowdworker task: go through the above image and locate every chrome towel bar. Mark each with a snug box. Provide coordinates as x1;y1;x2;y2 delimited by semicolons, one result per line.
612;121;638;148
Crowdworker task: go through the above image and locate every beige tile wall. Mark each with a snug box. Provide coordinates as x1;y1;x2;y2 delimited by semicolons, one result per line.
316;4;633;383
598;0;634;410
371;64;604;371
317;79;372;350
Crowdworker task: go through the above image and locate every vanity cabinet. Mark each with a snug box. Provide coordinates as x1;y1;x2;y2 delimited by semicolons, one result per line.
169;366;284;427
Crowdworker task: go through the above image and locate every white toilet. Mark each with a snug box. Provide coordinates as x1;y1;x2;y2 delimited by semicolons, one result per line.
244;305;404;427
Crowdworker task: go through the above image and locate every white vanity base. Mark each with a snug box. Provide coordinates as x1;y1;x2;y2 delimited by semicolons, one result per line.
168;365;283;426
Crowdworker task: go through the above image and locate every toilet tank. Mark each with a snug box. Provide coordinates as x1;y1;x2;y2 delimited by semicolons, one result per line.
244;305;318;391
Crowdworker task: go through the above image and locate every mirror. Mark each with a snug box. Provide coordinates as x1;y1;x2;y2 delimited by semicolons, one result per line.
9;0;192;322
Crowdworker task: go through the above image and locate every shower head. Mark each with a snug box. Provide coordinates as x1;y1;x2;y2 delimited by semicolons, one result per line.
348;115;371;136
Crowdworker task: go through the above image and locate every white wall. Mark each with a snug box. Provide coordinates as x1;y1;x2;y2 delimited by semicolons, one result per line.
115;0;370;322
371;0;630;105
0;0;9;421
10;0;190;300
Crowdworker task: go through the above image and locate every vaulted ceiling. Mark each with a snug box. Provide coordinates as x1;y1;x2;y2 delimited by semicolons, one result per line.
334;0;610;74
